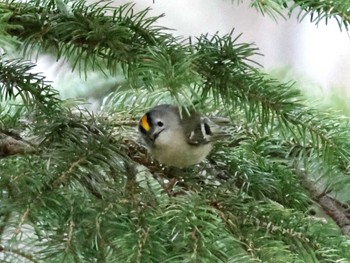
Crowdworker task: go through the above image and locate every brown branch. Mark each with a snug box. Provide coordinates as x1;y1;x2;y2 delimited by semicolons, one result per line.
0;135;37;157
124;161;138;202
296;168;350;236
136;227;149;263
14;207;30;235
52;157;86;188
65;207;75;253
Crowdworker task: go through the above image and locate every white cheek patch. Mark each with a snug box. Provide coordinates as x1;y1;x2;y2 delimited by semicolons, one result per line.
189;131;196;141
188;131;199;144
154;129;172;146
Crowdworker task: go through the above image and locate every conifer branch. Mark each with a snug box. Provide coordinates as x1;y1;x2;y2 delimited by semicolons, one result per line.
0;136;33;157
0;131;37;157
190;228;199;261
65;207;75;253
1;0;350;261
52;157;86;188
0;56;60;112
136;227;149;263
0;245;39;263
249;0;288;19
1;1;170;75
0;211;11;241
14;206;30;235
297;168;350;236
233;0;350;30
291;0;350;30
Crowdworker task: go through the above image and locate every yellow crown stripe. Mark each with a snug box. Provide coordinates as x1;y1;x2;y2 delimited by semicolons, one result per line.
141;115;150;131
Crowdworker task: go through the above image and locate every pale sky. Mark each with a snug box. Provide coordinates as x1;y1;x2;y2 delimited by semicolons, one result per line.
37;1;350;99
120;0;350;90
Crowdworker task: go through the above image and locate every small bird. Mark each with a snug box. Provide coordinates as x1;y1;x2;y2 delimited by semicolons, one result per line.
138;104;229;168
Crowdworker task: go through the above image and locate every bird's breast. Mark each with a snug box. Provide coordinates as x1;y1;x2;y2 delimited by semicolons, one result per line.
151;129;212;167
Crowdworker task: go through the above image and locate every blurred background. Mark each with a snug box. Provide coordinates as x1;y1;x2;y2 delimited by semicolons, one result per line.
34;0;350;110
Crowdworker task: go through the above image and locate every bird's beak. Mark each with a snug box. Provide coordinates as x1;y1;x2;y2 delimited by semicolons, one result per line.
149;128;164;142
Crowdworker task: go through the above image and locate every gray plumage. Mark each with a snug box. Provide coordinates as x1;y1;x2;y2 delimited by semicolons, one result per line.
139;104;229;167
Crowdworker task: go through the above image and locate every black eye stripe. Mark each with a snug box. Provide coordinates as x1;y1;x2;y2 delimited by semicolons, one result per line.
139;112;153;134
139;124;147;134
204;122;211;135
145;112;153;129
146;112;152;121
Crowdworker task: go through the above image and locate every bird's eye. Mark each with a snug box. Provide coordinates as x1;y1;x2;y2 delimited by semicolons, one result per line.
157;121;164;127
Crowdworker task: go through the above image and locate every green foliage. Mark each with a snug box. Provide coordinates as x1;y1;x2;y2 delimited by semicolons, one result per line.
1;0;172;75
232;0;350;30
291;0;350;29
0;55;60;112
1;0;350;262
